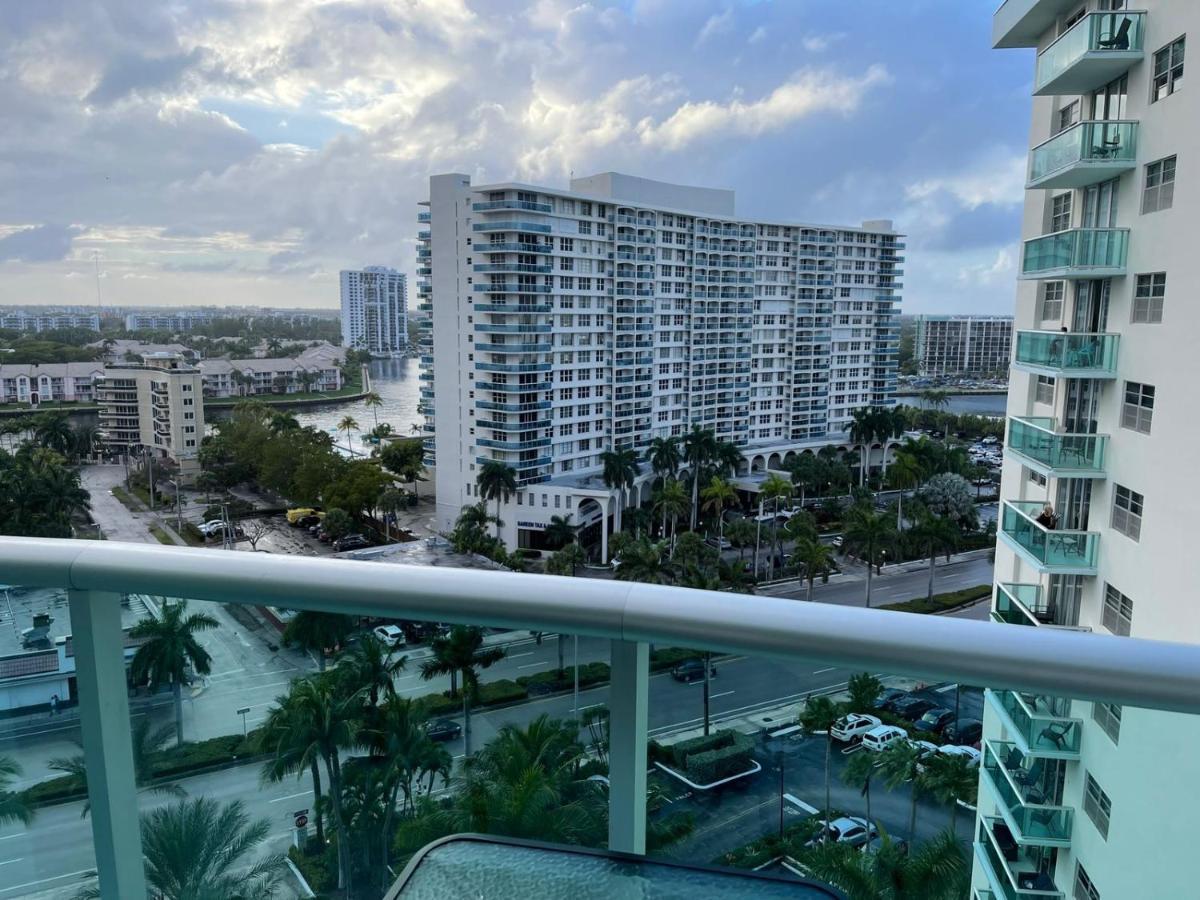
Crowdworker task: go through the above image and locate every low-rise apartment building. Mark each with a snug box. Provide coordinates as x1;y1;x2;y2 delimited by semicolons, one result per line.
0;363;106;405
197;344;346;398
0;311;101;333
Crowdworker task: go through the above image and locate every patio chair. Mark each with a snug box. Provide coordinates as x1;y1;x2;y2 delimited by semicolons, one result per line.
1038;721;1074;750
1096;17;1133;51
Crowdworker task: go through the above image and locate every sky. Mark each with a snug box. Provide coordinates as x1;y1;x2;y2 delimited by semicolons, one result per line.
0;0;1036;314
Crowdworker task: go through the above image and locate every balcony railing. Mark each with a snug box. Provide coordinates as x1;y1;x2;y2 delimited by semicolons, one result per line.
999;500;1099;574
1007;416;1107;477
1027;121;1138;189
993;583;1086;630
1012;330;1119;378
1019;228;1128;279
986;689;1082;759
981;742;1073;847
975;816;1064;899
1035;11;1146;96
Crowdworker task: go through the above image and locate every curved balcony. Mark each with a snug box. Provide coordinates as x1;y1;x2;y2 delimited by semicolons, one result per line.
476;399;550;413
475;362;551;374
472;199;553;213
975;817;1064;899
1035;11;1145;96
1028;121;1138;190
474;303;551;313
999;500;1098;574
986;689;1082;760
477;437;550;451
993;583;1087;631
1007;416;1107;478
1020;227;1128;279
475;324;552;334
473;263;553;274
981;740;1074;847
474;342;552;353
1012;330;1118;378
472;221;552;234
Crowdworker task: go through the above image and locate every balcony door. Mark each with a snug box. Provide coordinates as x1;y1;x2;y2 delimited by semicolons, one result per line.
1082;179;1120;228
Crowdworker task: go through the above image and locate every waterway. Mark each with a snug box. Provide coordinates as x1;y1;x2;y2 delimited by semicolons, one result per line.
291;357;424;448
900;392;1007;417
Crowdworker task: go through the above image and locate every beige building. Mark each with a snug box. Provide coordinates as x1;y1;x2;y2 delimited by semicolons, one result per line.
95;353;204;475
0;362;106;405
197;343;346;398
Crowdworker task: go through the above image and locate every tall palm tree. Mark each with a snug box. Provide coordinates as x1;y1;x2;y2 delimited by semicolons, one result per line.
841;749;877;833
282;610;354;671
599;447;639;544
258;690;329;846
713;439;744;480
33;413;73;456
338;633;407;706
682;426;717;530
139;797;286;900
544;514;578;550
49;719;183;818
377;486;407;541
795;829;969;900
129;600;219;745
418;626;506;756
921;752;977;835
700;476;737;548
35;464;90;522
546;541;587;671
679;568;722;734
363;391;384;429
652;477;689;545
644;436;681;480
70;423;99;461
760;473;792;579
267;411;300;434
842;504;897;608
794;538;834;602
476;460;518;539
338;415;359;454
725;517;755;563
612;538;673;585
847;407;877;488
909;512;960;602
798;696;841;836
888;448;925;532
0;756;32;827
878;739;924;843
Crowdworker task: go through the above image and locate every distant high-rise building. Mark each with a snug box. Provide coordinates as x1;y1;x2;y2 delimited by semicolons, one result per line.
914;314;1013;377
418;172;903;554
0;311;100;333
124;311;214;332
340;266;408;357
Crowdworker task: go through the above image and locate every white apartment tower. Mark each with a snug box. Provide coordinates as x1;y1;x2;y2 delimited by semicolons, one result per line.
417;172;903;554
914;314;1014;377
340;266;408;357
980;4;1198;899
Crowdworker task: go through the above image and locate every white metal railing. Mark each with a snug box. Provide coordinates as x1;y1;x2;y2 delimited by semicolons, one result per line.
7;538;1200;898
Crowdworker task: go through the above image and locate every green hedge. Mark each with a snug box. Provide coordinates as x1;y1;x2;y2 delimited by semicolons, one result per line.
686;740;754;785
148;731;262;779
23;773;84;806
288;842;337;894
879;584;991;615
516;661;611;693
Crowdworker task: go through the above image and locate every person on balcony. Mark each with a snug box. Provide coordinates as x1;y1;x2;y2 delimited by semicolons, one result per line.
1036;504;1058;530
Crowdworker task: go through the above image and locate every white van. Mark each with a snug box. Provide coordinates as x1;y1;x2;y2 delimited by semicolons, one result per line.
861;724;908;753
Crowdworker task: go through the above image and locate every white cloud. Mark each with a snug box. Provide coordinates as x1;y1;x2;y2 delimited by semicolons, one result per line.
906;152;1027;210
748;26;767;44
695;7;733;46
801;33;844;53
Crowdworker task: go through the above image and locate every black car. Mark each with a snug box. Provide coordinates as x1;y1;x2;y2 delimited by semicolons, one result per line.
914;707;956;734
888;696;939;722
333;534;371;552
425;719;462;742
670;658;717;683
295;514;322;529
872;688;906;711
942;717;983;746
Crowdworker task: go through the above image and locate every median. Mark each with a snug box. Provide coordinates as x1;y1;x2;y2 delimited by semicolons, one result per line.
877;584;991;615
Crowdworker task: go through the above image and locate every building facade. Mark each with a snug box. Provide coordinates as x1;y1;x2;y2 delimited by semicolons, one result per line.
0;311;100;333
979;4;1198;899
418;172;903;553
914;314;1013;377
0;363;105;405
198;344;345;398
123;311;215;332
94;354;205;475
340;266;408;356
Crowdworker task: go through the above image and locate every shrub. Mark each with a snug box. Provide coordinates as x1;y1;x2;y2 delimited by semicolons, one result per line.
24;773;85;806
669;730;737;769
879;584;991;614
474;679;526;706
288;841;337;893
685;739;754;785
517;661;610;693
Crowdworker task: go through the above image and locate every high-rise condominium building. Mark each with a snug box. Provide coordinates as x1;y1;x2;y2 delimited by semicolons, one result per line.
417;172;903;554
914;314;1013;377
340;266;408;356
123;311;214;332
0;311;100;332
979;4;1196;899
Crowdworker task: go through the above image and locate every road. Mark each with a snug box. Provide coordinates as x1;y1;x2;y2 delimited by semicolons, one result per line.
759;553;994;608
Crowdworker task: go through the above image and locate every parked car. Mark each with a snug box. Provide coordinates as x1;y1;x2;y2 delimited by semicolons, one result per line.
872;688;906;711
861;724;908;753
295;513;323;530
887;696;939;722
425;719;462;742
937;744;982;767
941;717;983;746
914;707;956;735
333;534;371;552
200;521;244;540
704;536;732;550
670;658;717;682
197;519;226;536
830;713;882;743
909;739;940;762
286;508;319;526
863;835;908;856
808;817;878;848
372;624;407;647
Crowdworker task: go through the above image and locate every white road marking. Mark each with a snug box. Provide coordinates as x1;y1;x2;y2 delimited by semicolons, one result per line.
269;790;313;804
812;666;838;675
507;652;535;659
936;684;958;693
0;858;22;867
710;690;736;699
783;794;819;814
517;661;550;670
0;868;95;895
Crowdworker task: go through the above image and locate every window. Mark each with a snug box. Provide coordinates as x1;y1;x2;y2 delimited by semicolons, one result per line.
1093;701;1122;743
1057;100;1080;133
1103;584;1134;635
1152;37;1185;102
1142;156;1176;213
1110;484;1144;540
1082;773;1112;839
1050;192;1073;232
1074;863;1101;900
1132;273;1165;322
1041;281;1065;321
1035;375;1055;405
1121;381;1154;433
1028;468;1048;488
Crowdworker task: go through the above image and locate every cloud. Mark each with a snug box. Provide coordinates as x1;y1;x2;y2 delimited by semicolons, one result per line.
85;49;204;105
695;7;733;47
636;65;891;151
748;26;767;45
802;33;844;52
906;152;1027;211
0;224;83;262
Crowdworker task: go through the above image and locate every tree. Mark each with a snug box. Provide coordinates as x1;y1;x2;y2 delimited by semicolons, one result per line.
794;538;833;602
377;486;408;541
599;448;639;541
241;517;272;551
798;695;841;836
760;473;793;579
363;391;384;429
794;828;969;900
644;436;681;480
920;752;977;834
49;719;183;818
878;739;924;843
846;672;883;712
320;508;354;542
888;448;925;532
544;514;578;550
652;477;689;545
71;422;99;461
323;460;391;519
0;756;32;827
338;415;359;454
682;426;717;530
847;407;878;487
612;537;673;585
379;438;426;500
917;473;977;529
258;689;330;847
32;412;73;456
476;460;517;539
725;517;755;562
841;749;877;835
842;504;897;607
418;626;505;756
129;600;219;745
788;454;823;507
700;476;737;548
339;633;407;706
139;798;285;900
546;542;587;671
908;512;960;601
282;610;354;671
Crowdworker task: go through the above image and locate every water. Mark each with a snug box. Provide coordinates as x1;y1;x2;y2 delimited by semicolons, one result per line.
292;358;424;448
903;392;1008;417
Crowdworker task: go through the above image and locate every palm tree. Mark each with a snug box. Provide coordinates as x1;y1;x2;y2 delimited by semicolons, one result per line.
842;504;897;608
476;459;518;539
377;486;407;541
794;829;969;900
841;749;877;834
794;538;834;602
338;415;359;454
35;464;91;522
0;756;32;827
921;752;977;835
679;568;722;734
652;477;689;545
363;391;384;429
682;426;717;530
888;448;925;532
71;422;99;460
267;411;300;434
338;633;407;706
129;600;219;745
612;538;673;585
909;512;960;602
258;690;329;846
846;672;883;711
600;448;639;544
418;626;506;756
788;454;822;508
544;514;578;550
760;472;792;579
725;517;755;563
700;476;737;548
798;695;841;835
546;541;587;671
878;739;924;843
33;413;73;456
644;436;681;480
49;719;183;817
847;407;877;487
139;797;286;900
282;610;354;671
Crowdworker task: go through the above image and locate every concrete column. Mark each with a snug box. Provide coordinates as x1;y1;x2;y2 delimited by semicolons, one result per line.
601;501;609;562
608;639;648;854
68;589;148;899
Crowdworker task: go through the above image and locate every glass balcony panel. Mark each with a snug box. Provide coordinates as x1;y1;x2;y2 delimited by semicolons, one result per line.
986;689;1082;759
1035;12;1146;96
1027;121;1138;189
1012;330;1118;377
975;818;1064;899
999;501;1099;574
1007;417;1107;477
981;742;1073;846
1019;228;1128;279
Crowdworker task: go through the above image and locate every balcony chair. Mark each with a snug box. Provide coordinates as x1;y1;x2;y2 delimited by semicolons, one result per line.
992;820;1019;862
1038;720;1075;750
1096;17;1133;51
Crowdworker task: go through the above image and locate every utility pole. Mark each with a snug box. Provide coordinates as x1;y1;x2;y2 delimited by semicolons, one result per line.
752;497;763;581
703;650;712;736
572;634;580;718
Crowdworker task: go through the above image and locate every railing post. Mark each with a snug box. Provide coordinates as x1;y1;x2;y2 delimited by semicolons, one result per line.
608;639;648;854
68;589;148;899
